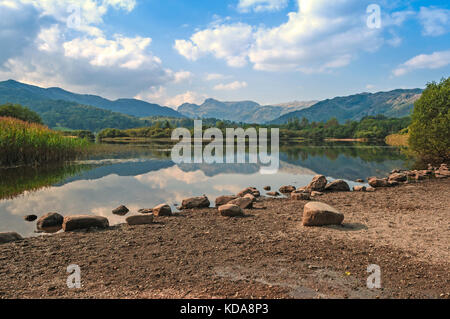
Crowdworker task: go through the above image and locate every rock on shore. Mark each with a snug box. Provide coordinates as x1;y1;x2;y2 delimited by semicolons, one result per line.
302;202;344;227
62;215;109;232
126;214;154;225
218;204;244;217
0;232;22;244
180;196;210;209
153;204;172;217
306;175;328;192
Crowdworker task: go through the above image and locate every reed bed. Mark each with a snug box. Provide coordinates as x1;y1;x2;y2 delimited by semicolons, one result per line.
0;117;89;167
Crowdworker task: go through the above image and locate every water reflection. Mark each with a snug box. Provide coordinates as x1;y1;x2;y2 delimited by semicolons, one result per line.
0;141;411;237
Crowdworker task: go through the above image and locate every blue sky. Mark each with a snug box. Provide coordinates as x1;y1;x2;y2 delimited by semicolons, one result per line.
0;0;449;108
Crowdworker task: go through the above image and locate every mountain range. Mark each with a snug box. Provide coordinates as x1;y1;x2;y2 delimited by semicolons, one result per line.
178;99;317;124
0;80;183;118
0;80;423;131
270;89;422;124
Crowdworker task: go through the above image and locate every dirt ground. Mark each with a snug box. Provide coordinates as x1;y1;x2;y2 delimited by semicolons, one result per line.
0;178;449;299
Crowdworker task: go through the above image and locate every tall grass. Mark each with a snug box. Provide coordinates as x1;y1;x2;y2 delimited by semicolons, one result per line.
0;117;89;167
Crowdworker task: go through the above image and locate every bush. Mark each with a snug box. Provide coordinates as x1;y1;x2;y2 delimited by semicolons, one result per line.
409;77;450;163
0;103;43;124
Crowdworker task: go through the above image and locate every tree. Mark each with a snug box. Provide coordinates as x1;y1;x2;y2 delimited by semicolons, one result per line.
409;77;450;163
0;103;43;124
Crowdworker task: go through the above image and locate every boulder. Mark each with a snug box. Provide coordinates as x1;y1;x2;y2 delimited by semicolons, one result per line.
302;202;344;227
244;193;256;203
0;232;22;245
112;205;129;216
237;187;260;198
229;197;253;209
267;191;280;197
180;196;210;209
153;204;172;217
62;215;109;232
37;212;64;233
353;186;366;192
306;175;328;192
215;195;238;207
291;192;311;201
279;185;296;193
368;177;389;188
218;204;244;217
324;180;350;192
138;208;153;214
263;186;271;191
388;173;407;183
24;215;37;222
126;214;154;225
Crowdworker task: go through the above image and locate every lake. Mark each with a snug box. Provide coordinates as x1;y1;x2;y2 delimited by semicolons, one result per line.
0;141;411;237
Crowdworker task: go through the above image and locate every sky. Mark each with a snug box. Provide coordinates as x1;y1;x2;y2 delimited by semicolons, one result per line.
0;0;449;108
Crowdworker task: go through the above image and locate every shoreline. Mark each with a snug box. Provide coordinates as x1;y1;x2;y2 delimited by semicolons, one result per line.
0;173;449;299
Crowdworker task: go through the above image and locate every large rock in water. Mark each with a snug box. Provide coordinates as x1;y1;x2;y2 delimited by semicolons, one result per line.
325;180;350;192
279;185;296;194
37;212;64;233
126;214;154;225
215;195;238;207
152;204;172;216
0;232;22;244
306;175;328;192
112;205;129;216
228;196;253;209
302;202;344;227
218;204;244;217
62;215;109;232
180;196;210;209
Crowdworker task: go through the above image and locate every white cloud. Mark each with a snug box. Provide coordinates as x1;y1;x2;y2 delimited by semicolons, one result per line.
393;50;450;76
174;23;254;67
418;7;450;37
213;81;248;91
205;73;229;81
172;70;193;83
175;0;383;73
238;0;288;13
0;0;176;99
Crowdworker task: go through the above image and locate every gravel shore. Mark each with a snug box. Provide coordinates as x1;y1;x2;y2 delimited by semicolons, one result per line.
0;178;449;299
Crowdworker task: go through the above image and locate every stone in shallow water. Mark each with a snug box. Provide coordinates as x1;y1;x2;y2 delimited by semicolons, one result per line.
302;202;344;227
112;205;129;216
24;215;37;222
279;185;296;193
37;212;64;233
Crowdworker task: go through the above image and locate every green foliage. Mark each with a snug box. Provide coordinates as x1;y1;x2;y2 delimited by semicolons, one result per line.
281;115;410;140
409;77;450;162
0;117;89;167
0;103;43;124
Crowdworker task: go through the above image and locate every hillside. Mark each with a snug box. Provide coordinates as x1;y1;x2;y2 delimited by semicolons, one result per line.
177;99;316;124
270;89;422;124
0;80;184;118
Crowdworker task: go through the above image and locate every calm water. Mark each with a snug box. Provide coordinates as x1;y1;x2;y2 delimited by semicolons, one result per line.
0;141;411;237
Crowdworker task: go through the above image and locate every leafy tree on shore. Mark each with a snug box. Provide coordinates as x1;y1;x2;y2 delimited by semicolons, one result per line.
409;77;450;163
0;103;43;124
